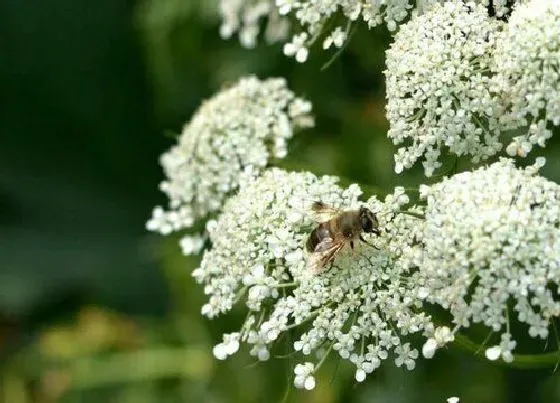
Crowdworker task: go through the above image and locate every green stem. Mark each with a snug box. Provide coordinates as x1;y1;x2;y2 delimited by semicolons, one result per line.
233;286;248;305
394;210;425;219
454;334;560;369
321;20;355;71
286;311;321;331
314;343;334;372
275;282;299;288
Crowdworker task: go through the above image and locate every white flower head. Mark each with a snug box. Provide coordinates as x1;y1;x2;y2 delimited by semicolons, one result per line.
146;76;313;235
197;168;433;386
385;2;504;176
493;0;560;156
414;159;560;354
219;0;289;48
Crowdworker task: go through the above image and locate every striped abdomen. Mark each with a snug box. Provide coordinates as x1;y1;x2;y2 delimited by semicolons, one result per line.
306;223;332;252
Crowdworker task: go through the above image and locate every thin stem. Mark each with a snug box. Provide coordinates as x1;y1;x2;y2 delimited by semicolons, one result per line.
274;282;299;289
454;333;560;369
314;343;334;372
257;307;267;328
551;320;560;373
285;309;323;330
321;20;355;71
233;286;248;305
475;330;494;355
394;210;425;219
360;335;365;357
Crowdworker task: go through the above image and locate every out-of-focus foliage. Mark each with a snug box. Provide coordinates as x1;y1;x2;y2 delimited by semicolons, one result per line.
1;0;560;402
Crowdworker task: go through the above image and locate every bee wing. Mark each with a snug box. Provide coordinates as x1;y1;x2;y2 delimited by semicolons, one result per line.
308;201;343;223
308;237;346;275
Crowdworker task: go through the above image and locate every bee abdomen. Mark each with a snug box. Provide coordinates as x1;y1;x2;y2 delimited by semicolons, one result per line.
306;224;331;252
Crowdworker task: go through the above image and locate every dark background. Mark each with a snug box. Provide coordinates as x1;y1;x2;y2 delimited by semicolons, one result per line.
1;1;559;402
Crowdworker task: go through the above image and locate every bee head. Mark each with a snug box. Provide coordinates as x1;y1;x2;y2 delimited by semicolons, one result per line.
359;207;379;233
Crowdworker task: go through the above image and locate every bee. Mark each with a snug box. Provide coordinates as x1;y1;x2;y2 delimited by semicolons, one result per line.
305;201;380;274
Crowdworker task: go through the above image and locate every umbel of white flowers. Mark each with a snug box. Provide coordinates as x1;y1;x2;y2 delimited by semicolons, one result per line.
146;76;313;247
494;0;560;158
413;158;560;362
196;168;444;388
385;0;560;176
385;2;503;177
219;0;515;62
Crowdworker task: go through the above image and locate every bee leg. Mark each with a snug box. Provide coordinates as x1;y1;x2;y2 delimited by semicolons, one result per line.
360;235;379;250
349;240;359;256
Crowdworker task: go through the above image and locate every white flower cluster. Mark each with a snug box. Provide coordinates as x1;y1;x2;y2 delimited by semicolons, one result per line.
412;159;560;361
279;0;441;62
194;168;436;388
385;2;503;176
493;0;560;158
219;0;289;48
220;0;437;58
219;1;517;62
146;76;313;239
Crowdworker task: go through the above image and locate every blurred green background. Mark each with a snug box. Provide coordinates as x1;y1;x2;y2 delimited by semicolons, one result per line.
1;1;560;402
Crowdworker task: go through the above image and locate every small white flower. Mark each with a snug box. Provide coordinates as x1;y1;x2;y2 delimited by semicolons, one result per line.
294;362;315;390
447;397;460;403
394;343;419;370
485;346;502;361
422;338;438;359
179;235;205;256
283;33;309;62
212;332;240;360
323;27;346;50
434;326;454;345
485;333;518;363
355;368;366;382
